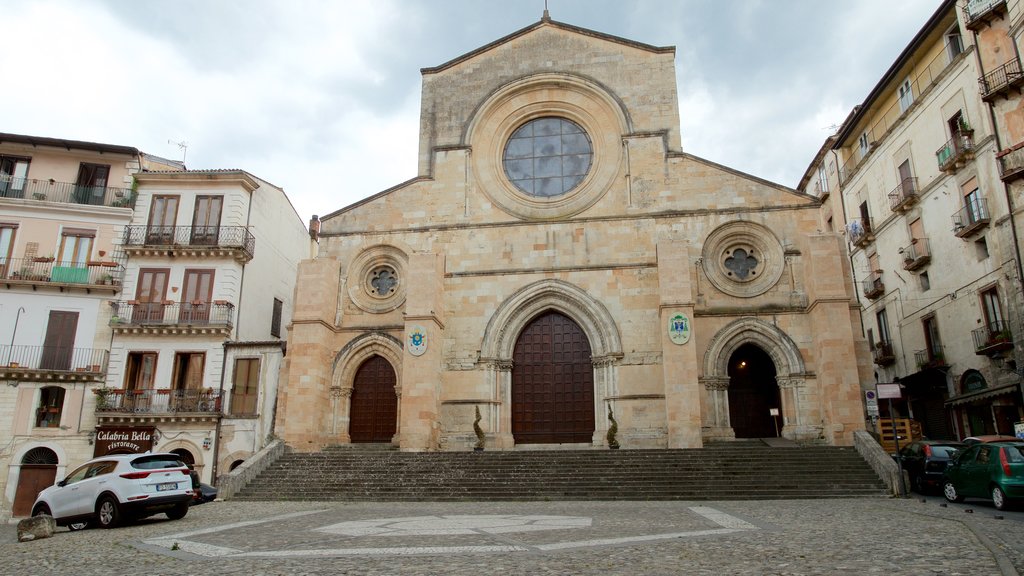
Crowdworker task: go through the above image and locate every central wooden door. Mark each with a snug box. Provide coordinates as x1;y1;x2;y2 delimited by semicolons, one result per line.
349;356;397;443
728;344;781;438
512;311;594;444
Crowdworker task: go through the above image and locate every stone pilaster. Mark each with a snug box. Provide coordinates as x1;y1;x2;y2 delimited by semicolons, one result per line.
658;241;703;448
399;252;445;451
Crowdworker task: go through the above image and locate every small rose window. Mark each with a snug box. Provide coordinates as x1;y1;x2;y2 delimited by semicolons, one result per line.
722;246;761;282
368;266;398;298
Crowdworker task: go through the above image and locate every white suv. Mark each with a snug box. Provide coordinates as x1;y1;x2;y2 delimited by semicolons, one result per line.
32;453;193;529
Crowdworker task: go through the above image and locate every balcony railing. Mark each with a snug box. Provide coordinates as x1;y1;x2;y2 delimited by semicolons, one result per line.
862;272;884;300
95;388;222;414
1;345;109;374
964;0;1007;31
980;58;1024;101
111;301;235;330
914;348;947;370
122;225;255;260
936;132;975;172
813;179;829;201
888;177;919;212
838;46;958;184
0;176;135;208
952;198;990;238
872;341;896;366
973;320;1013;356
847;218;874;248
1;257;124;288
901;238;931;271
998;145;1024;182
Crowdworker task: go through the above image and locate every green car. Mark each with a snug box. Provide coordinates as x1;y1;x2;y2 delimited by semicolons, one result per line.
943;441;1024;510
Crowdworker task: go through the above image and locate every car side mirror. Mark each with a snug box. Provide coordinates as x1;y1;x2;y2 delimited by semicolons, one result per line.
57;479;67;487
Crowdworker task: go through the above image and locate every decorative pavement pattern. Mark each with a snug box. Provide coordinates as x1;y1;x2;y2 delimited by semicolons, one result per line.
139;507;757;558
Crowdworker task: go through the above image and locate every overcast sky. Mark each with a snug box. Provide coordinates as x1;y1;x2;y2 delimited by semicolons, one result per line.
3;0;942;223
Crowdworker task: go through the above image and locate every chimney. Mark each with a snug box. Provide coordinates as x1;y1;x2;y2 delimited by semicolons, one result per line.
308;215;320;241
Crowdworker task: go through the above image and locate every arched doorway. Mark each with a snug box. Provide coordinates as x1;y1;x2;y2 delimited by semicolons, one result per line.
13;447;58;516
512;311;595;443
349;355;398;443
727;343;781;438
171;448;196;467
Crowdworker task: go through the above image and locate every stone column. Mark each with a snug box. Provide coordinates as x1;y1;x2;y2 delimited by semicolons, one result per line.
700;377;735;440
658;242;703;448
399;252;445;451
484;359;515;449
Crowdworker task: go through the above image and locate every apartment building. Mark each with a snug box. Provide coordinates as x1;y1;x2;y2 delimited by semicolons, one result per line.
98;169;313;485
799;0;1024;441
0;133;145;518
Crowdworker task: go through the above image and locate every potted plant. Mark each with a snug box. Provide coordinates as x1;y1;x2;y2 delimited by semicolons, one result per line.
93;386;112;409
473;406;485;451
607;405;620;449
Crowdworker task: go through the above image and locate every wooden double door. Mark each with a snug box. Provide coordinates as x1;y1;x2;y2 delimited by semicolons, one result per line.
512;311;595;444
349;356;398;443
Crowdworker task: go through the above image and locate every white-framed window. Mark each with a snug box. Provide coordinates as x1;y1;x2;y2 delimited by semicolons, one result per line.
946;27;963;62
898;77;914;113
859;132;870;157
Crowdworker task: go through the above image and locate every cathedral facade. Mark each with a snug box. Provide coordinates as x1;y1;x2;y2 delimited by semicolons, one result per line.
276;16;869;452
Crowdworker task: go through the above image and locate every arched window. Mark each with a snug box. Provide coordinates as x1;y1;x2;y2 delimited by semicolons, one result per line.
35;386;65;428
962;370;986;394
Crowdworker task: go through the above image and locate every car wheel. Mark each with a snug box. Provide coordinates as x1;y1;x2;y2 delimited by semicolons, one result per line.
993;486;1012;511
68;521;90;531
96;496;121;529
943;481;965;503
166;502;189;521
32;503;51;517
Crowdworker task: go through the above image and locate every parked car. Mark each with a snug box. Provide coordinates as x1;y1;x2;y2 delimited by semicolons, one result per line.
963;435;1023;446
943;442;1024;510
32;453;193;529
896;440;966;494
187;469;218;505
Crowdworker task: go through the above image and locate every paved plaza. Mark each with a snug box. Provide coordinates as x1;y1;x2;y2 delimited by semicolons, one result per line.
4;497;1024;575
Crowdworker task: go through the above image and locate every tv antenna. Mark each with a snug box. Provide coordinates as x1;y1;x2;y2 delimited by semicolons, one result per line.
168;139;188;163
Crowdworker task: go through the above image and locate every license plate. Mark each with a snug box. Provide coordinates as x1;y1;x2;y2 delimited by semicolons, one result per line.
156;482;177;491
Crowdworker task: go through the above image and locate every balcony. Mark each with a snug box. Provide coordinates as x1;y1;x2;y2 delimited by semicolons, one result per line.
0;345;108;382
936;132;975;173
965;0;1007;30
110;300;235;336
1;258;124;293
980;58;1024;102
888;177;919;213
847;218;875;248
914;348;947;370
96;388;221;424
122;225;255;262
973;321;1014;356
872;341;896;367
901;238;931;272
0;176;135;208
813;179;829;201
862;272;884;300
952;198;990;238
998;144;1024;182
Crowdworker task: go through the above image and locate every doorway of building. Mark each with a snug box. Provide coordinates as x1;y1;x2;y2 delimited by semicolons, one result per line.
727;343;781;438
349;355;397;443
12;447;58;516
511;310;595;444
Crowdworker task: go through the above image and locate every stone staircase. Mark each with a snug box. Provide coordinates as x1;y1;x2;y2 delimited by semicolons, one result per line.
232;439;888;501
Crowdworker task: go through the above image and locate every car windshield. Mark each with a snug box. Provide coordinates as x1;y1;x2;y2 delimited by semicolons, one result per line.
131;455;186;470
1005;446;1024;462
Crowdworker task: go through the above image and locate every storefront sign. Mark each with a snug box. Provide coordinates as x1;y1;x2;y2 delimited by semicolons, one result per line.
876;384;902;400
93;426;155;457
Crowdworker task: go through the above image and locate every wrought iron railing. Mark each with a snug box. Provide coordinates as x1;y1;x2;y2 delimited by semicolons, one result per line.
980;58;1023;99
872;341;896;366
936;132;975;170
847;218;873;246
122;225;255;259
972;320;1013;352
901;238;930;270
965;0;1005;22
914;347;947;369
0;176;135;208
888;177;918;211
110;301;235;328
862;272;884;298
952;197;990;233
1;345;109;373
998;145;1024;180
0;257;124;286
838;46;957;183
95;388;222;414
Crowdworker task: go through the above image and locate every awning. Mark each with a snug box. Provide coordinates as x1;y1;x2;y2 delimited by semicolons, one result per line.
945;382;1022;407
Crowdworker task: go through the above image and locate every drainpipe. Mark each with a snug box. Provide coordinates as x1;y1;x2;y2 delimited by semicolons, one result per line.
211;339;228;485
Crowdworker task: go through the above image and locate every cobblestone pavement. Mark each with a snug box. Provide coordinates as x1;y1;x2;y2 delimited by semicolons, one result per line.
3;497;1023;575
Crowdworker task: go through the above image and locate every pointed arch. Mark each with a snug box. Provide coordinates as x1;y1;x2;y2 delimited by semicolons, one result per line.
332;331;403;391
480;279;622;362
702;317;806;380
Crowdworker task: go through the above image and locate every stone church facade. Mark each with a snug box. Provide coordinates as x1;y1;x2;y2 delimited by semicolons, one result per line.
276;16;869;452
